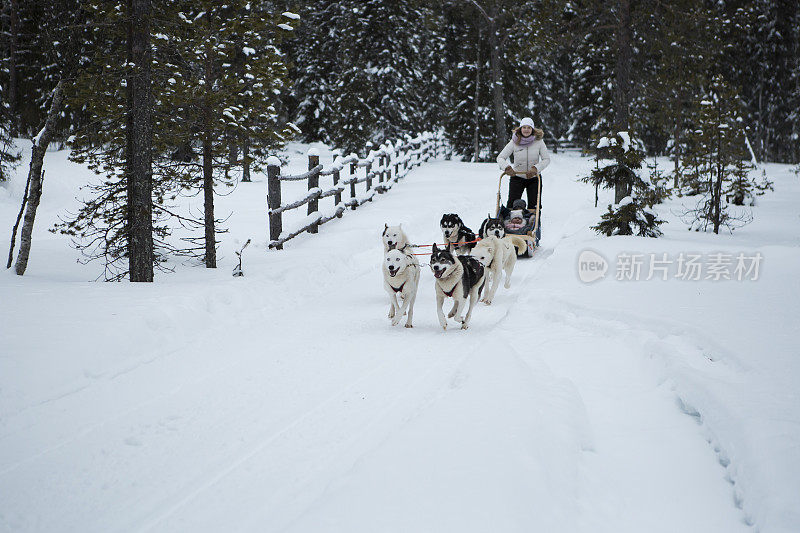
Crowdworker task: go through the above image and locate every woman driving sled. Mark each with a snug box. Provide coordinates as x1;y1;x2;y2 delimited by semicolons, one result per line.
496;117;550;245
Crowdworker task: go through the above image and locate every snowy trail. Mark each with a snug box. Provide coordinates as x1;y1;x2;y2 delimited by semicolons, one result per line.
0;153;773;531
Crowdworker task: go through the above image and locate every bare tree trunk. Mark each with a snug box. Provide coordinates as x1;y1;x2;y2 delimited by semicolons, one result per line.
126;0;154;281
6;166;30;268
241;136;251;182
13;82;65;275
712;102;722;234
614;0;633;203
673;121;681;189
203;133;216;268
202;37;216;268
487;11;506;154
9;0;19;135
473;27;481;162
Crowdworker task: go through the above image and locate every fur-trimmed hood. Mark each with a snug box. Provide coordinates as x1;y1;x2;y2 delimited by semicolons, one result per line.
512;126;544;142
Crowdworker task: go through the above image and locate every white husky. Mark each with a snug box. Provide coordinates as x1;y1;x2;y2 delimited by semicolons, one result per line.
382;223;412;253
383;249;420;328
470;235;525;305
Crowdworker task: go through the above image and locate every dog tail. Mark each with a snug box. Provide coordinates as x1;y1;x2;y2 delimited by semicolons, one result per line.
505;235;530;255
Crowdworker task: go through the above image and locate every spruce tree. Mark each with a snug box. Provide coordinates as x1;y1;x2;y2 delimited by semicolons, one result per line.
584;131;665;237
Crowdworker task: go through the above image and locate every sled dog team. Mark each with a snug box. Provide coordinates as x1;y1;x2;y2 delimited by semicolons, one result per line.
382;214;529;331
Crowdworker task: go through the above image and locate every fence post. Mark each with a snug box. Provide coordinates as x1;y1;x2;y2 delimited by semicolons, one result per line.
333;166;342;214
308;150;320;234
396;145;401;174
366;160;372;191
349;160;357;210
267;160;283;250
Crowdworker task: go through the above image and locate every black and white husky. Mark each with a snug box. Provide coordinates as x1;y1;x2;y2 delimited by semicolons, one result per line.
478;214;506;239
440;213;476;255
430;244;486;330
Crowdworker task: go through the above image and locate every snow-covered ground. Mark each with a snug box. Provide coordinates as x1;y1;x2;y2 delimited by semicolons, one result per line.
1;141;798;532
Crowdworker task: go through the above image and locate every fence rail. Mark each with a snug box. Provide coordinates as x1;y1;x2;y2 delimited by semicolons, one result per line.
267;132;446;249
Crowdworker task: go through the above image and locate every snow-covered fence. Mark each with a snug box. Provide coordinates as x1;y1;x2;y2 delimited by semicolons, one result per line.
267;132;445;250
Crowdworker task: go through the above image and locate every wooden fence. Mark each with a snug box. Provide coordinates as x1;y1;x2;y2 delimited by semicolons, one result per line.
267;132;446;250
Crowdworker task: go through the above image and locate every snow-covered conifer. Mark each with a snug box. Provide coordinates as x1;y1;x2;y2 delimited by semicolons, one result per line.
585;131;665;237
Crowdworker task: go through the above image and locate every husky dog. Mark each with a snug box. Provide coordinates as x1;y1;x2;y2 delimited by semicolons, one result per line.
383;249;420;328
430;244;486;330
440;214;477;255
478;213;506;239
382;223;412;253
470;236;524;305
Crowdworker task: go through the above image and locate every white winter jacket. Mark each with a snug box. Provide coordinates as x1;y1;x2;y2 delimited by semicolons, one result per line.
497;134;551;177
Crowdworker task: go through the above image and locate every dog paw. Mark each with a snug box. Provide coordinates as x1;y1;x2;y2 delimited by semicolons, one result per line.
404;323;413;328
461;322;469;330
391;317;402;327
440;322;447;330
483;299;492;305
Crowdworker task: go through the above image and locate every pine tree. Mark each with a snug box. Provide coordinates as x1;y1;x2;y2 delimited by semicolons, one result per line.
442;4;495;161
285;0;443;155
0;0;89;139
157;1;294;268
724;0;800;163
61;0;294;278
584;131;665;237
637;0;710;176
0;84;20;184
681;76;769;233
441;0;563;161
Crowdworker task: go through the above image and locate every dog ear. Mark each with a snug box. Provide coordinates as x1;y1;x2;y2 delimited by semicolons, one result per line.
432;243;438;252
383;223;388;235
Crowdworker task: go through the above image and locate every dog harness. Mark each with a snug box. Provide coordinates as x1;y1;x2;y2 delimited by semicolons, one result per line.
391;281;405;293
442;285;457;297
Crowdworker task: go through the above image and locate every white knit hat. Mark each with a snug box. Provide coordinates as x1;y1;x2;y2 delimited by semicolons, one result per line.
519;117;535;128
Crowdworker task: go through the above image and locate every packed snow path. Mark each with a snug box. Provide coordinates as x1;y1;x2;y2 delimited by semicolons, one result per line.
2;150;798;532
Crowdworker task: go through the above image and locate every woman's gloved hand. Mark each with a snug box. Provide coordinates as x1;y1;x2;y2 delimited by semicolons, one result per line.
504;166;515;176
525;168;539;179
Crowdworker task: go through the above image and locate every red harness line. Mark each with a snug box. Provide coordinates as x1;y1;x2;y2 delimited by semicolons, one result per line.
410;238;482;256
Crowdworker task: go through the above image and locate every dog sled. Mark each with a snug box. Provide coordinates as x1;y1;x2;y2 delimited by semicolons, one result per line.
494;172;541;258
